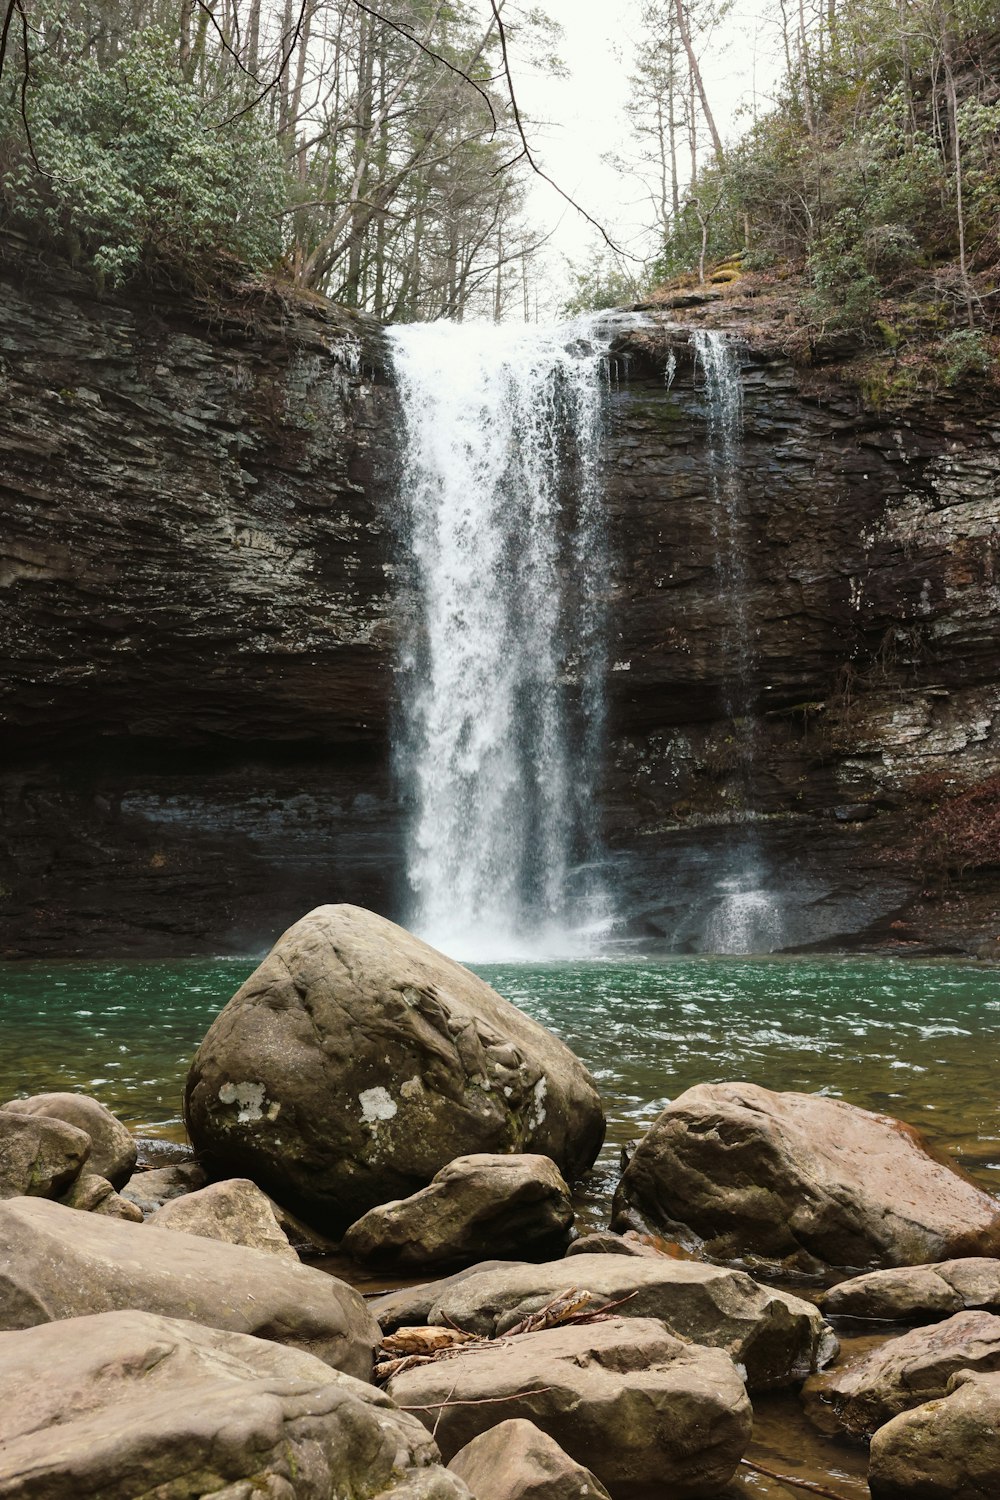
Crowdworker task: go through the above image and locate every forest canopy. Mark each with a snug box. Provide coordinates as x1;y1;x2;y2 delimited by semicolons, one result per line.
1;0;998;336
0;0;559;318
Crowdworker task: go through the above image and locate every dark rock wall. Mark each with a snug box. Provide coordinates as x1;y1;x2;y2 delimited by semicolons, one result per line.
602;322;1000;952
1;259;403;955
2;263;998;956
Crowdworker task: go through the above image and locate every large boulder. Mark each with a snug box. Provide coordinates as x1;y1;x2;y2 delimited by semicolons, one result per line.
1;1092;136;1188
0;1309;468;1500
869;1369;1000;1499
0;1113;90;1200
149;1177;299;1258
416;1252;835;1391
0;1195;377;1379
448;1419;611;1500
184;906;605;1234
342;1154;574;1269
803;1310;1000;1439
387;1316;752;1499
613;1083;1000;1274
821;1258;1000;1322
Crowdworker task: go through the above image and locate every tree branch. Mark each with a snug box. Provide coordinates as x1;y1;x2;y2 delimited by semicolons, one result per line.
487;0;639;260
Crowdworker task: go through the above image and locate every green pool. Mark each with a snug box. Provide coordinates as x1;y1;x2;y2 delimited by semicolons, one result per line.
2;954;998;1209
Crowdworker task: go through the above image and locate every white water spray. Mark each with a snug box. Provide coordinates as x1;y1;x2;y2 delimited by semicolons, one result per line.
388;318;614;961
692;329;785;955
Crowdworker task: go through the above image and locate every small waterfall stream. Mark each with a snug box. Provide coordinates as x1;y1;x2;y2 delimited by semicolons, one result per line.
692;329;785;954
388;319;613;959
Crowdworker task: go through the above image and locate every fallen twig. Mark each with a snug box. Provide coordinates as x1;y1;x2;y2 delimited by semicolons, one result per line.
400;1387;554;1412
739;1457;856;1500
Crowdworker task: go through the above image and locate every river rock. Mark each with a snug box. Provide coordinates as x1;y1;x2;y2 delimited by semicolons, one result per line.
371;1261;527;1331
60;1171;145;1221
803;1309;1000;1439
868;1368;1000;1499
612;1083;1000;1273
0;1113;90;1199
149;1176;299;1258
342;1154;574;1269
184;905;605;1234
1;1091;136;1187
0;1195;378;1378
387;1315;752;1498
821;1258;1000;1321
420;1252;835;1390
120;1159;208;1214
0;1308;468;1500
448;1419;611;1500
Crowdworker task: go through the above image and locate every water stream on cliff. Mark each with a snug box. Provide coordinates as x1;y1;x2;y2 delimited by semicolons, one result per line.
388;319;613;960
692;329;785;955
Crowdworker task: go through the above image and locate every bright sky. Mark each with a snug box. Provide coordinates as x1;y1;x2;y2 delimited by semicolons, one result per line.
482;0;785;310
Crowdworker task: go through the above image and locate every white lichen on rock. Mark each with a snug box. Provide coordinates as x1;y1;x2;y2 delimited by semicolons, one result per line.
218;1081;267;1124
359;1086;397;1125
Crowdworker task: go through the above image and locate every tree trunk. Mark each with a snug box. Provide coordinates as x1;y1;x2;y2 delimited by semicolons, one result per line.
673;0;724;163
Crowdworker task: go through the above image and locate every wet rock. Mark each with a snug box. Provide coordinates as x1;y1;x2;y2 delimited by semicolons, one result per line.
565;1231;649;1258
803;1310;1000;1439
0;1195;378;1378
60;1171;145;1221
419;1252;836;1391
120;1159;207;1214
0;1113;90;1199
371;1261;528;1332
387;1315;752;1499
448;1418;611;1500
0;1309;468;1500
149;1177;298;1258
184;905;605;1235
821;1258;1000;1322
612;1083;1000;1273
342;1154;573;1270
1;1092;136;1188
868;1368;1000;1499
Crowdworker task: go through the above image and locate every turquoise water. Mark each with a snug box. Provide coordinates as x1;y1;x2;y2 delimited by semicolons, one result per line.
1;955;998;1204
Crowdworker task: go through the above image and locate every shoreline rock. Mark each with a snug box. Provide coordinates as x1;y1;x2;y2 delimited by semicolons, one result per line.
613;1083;1000;1274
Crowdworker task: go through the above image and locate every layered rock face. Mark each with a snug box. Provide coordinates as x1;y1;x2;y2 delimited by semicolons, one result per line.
1;247;400;956
601;316;1000;952
3;248;998;955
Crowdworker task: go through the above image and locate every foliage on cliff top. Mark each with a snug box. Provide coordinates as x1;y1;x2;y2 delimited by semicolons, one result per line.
0;27;284;285
635;0;1000;346
0;1;556;317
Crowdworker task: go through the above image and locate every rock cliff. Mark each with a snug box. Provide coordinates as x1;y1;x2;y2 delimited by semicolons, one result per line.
2;250;998;956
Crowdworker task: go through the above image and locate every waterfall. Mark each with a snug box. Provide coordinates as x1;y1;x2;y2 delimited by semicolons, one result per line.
388;319;613;960
692;329;785;954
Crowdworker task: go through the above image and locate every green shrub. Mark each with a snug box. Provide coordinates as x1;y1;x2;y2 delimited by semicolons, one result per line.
0;29;284;283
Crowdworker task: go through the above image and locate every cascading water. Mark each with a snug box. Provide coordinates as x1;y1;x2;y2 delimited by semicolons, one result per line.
692;329;785;954
388;319;614;961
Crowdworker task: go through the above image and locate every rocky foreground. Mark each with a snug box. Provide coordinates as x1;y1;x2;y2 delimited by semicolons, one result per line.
2;904;999;1498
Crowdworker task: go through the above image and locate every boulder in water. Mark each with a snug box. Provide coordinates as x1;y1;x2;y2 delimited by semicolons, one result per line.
821;1258;1000;1322
612;1083;1000;1273
341;1153;574;1269
386;1316;751;1499
1;1092;136;1188
184;905;605;1234
868;1368;1000;1499
803;1309;1000;1440
0;1309;467;1500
